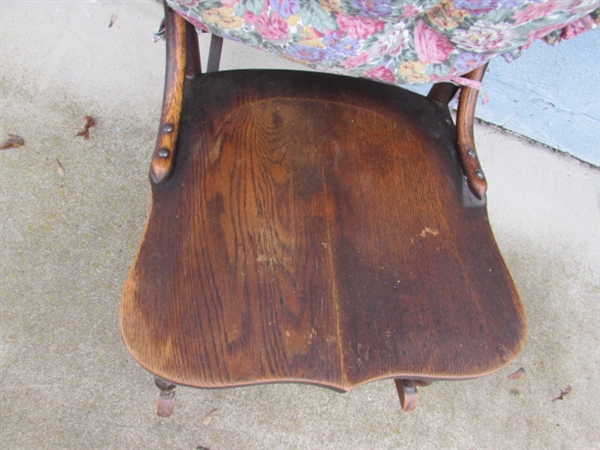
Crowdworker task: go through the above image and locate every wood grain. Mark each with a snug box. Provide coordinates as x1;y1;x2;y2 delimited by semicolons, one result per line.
150;5;187;184
121;70;527;391
456;64;489;199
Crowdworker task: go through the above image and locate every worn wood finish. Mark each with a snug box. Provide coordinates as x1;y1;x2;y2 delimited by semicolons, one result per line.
395;379;419;412
456;64;489;199
150;5;187;184
155;377;177;417
120;69;527;393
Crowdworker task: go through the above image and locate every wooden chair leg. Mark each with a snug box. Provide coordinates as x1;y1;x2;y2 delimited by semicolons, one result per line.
394;379;419;412
155;377;177;417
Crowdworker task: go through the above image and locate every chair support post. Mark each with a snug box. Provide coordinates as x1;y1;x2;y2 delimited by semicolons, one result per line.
185;20;201;77
150;5;188;184
207;35;224;73
395;379;419;412
456;64;488;199
155;377;177;417
427;82;459;105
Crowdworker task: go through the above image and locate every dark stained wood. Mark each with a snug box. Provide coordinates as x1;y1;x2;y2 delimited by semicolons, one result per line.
207;35;224;73
120;70;527;393
456;64;489;199
427;82;459;105
185;20;201;78
150;4;187;184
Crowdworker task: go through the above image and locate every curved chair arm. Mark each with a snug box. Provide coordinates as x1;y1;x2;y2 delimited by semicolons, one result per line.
150;5;188;185
456;64;488;200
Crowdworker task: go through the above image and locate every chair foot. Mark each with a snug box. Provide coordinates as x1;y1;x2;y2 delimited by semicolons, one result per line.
394;379;419;412
155;377;177;417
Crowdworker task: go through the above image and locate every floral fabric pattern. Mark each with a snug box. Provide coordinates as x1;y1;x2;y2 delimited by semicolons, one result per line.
166;0;599;85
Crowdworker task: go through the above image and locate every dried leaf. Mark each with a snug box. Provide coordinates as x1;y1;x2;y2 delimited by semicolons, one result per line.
508;367;525;380
552;385;572;402
201;408;218;426
75;116;96;140
1;134;25;150
109;14;117;28
85;115;96;128
1;134;50;161
56;159;66;176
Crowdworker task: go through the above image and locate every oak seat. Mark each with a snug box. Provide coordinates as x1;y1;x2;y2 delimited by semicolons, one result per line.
120;69;527;412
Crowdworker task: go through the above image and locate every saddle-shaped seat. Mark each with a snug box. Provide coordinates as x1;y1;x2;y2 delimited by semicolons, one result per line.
120;6;527;416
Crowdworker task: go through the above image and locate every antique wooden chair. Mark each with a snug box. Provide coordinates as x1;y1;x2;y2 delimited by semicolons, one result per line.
120;5;527;417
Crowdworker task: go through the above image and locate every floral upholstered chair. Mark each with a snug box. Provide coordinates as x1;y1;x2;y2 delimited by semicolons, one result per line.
165;0;599;86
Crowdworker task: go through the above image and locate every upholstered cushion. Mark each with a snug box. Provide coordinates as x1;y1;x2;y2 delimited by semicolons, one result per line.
166;0;599;85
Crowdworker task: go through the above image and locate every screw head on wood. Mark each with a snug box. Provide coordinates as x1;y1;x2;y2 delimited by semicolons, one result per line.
157;147;170;158
163;123;175;133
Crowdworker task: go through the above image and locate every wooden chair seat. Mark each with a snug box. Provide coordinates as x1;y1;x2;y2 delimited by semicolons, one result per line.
120;68;527;412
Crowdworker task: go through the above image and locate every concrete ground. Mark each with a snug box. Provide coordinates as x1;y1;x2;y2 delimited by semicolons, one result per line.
1;2;598;449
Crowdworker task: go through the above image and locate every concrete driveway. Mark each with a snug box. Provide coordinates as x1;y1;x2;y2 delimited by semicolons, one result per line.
1;2;598;449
